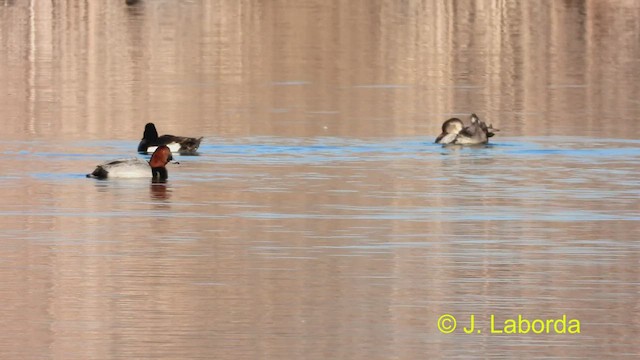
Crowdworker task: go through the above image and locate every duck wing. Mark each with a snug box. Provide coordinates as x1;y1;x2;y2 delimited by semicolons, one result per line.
156;135;203;153
454;124;488;145
435;132;459;144
458;124;479;138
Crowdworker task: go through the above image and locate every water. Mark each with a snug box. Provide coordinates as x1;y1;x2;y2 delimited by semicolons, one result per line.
1;1;640;359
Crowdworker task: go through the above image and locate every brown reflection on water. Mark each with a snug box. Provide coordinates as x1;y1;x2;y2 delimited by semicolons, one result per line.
1;1;638;139
1;1;640;359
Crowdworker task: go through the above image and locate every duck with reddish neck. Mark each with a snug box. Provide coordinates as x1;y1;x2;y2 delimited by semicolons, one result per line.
87;145;177;181
138;123;202;154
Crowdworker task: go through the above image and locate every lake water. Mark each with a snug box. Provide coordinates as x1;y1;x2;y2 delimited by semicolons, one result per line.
1;1;639;359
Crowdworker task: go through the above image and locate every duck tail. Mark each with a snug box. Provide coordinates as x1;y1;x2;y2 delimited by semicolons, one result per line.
86;166;108;179
181;137;203;153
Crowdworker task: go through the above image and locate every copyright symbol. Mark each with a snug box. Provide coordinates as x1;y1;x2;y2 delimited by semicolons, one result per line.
438;314;457;334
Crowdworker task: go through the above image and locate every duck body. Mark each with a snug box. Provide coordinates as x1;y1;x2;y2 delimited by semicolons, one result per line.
87;158;153;179
138;123;202;154
435;113;498;145
87;145;174;181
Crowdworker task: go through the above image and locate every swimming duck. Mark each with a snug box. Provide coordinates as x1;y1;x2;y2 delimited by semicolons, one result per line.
137;123;202;154
435;113;498;145
87;145;176;181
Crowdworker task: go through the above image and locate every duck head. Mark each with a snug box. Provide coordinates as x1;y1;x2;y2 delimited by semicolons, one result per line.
149;145;173;167
149;145;173;181
143;123;159;141
435;118;464;144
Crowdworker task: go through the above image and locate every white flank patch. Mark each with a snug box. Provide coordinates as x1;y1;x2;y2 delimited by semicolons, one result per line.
146;142;181;153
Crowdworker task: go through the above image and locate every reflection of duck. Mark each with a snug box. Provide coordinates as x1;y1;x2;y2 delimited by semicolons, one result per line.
435;114;498;145
150;183;171;200
137;123;202;154
87;145;175;181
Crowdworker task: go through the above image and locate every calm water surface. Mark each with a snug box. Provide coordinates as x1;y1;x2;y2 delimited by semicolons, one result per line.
1;1;639;359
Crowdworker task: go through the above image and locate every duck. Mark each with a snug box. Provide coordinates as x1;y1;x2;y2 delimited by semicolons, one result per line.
435;113;498;145
137;123;202;154
87;145;176;181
